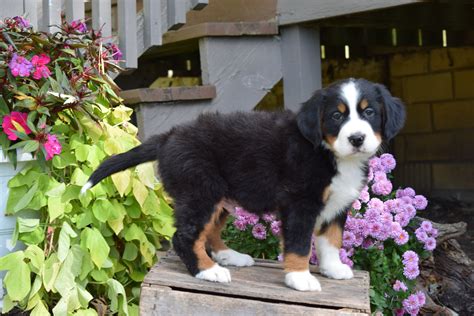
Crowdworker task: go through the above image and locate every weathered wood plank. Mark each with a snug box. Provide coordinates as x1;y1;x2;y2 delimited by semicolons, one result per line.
167;0;186;30
118;0;137;69
277;0;423;26
141;285;368;316
281;25;322;112
65;0;85;23
92;0;112;40
143;254;371;313
41;0;61;33
162;21;278;44
120;86;216;105
143;0;163;48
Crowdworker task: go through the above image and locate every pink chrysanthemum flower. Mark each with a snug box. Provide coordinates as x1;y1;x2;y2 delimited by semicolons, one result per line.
252;223;267;240
393;280;408;292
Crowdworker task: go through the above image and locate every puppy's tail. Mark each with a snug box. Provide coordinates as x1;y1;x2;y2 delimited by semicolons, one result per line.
81;135;162;194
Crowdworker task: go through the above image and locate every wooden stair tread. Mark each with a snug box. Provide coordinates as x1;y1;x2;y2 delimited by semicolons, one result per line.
162;21;278;45
120;85;216;105
142;253;371;314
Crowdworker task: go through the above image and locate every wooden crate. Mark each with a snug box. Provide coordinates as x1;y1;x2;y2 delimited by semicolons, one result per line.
140;253;371;315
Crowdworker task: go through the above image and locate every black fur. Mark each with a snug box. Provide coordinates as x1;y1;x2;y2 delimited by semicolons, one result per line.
85;78;405;277
375;83;406;140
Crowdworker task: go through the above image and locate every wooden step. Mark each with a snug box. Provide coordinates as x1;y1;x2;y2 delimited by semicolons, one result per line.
120;85;216;105
140;252;371;315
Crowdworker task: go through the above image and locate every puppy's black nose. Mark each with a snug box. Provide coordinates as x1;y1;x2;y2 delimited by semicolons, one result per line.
348;133;365;148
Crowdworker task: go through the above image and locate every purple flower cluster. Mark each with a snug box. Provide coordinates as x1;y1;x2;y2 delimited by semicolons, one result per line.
415;221;437;251
402;250;420;280
8;53;51;79
233;207;281;240
402;291;426;315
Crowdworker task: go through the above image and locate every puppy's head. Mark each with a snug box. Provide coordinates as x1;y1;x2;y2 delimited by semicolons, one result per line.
297;78;405;158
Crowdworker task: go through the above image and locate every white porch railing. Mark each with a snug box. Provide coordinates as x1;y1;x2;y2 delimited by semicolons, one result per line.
0;0;208;69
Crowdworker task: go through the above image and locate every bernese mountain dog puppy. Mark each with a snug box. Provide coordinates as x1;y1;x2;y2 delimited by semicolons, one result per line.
82;78;405;291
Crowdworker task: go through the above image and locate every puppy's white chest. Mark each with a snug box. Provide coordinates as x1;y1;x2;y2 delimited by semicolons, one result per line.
316;159;365;229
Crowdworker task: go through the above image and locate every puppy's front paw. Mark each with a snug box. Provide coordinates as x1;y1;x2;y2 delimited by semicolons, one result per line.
212;249;255;267
320;263;353;280
195;264;231;283
285;271;321;291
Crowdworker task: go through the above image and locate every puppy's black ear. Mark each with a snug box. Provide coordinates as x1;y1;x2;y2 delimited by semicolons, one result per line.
375;84;406;141
296;90;325;147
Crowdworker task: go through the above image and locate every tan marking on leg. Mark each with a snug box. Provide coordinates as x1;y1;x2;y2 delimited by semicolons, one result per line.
337;103;347;113
322;186;331;204
207;201;229;252
359;99;369;110
316;223;342;248
284;253;310;272
193;206;223;270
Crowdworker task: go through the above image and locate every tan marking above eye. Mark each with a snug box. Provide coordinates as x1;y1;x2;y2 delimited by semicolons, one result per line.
337;103;347;113
359;99;369;110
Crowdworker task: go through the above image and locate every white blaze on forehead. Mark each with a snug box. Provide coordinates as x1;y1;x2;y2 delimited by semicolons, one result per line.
340;81;359;119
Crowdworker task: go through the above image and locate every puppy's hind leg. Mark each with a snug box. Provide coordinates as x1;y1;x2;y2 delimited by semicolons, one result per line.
172;203;231;283
208;207;254;267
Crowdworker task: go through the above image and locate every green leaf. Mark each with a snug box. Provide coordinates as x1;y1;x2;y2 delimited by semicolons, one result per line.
0;251;24;271
25;244;45;274
58;221;78;262
0;96;9;115
123;242;138;261
4;260;31;301
45;182;66;197
132;178;148;207
71;168;89;186
92;199;112;223
75;144;91;162
143;190;159;216
42;253;61;292
136;163;156;189
31;300;50;316
6;186;28;214
13;182;38;213
123;224;147;243
106;279;129;316
47;196;67;222
81;227;110;268
52;151;77;169
1;294;15;313
111;169;131;196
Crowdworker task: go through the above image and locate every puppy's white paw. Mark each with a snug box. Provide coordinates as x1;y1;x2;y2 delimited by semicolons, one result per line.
320;263;353;280
212;249;255;267
195;264;231;283
285;271;321;291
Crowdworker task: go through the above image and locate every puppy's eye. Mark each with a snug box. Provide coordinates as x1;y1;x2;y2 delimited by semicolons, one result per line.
331;112;343;121
364;108;375;117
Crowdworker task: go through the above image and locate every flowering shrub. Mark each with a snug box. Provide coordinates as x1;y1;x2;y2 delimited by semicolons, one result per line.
0;17;174;315
224;153;436;315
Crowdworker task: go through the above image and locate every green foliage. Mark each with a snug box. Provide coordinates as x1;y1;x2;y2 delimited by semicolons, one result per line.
0;17;175;314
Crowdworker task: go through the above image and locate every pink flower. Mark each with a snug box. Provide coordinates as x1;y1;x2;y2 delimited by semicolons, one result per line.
343;231;356;248
352;199;361;210
402;250;419;265
372;179;393;196
368;198;384;212
380;153;396;172
43;134;62;160
31;54;51;80
71;19;87;33
359;189;370;203
2;111;32;140
9;53;33;77
420;221;432;232
415;228;428;243
369;157;382;172
393;280;408;292
12;16;30;28
252;223;267;240
262;213;276;223
233;219;247;231
413;195;428;210
424;237;436;251
270;220;281;236
394;230;409;245
403;264;420;280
